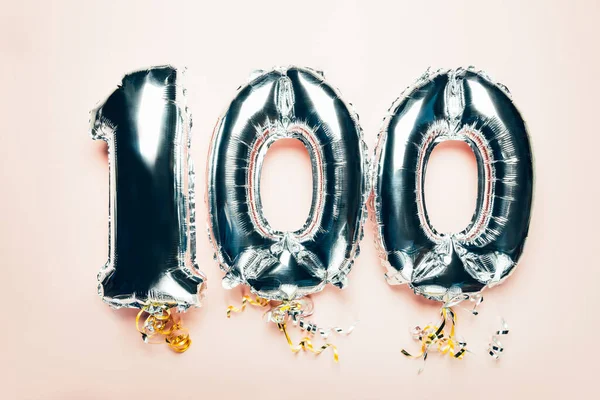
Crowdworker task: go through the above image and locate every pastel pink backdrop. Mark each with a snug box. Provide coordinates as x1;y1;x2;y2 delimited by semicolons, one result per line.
2;1;597;399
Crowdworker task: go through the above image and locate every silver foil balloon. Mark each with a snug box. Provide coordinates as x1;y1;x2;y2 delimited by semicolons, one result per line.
90;66;206;311
207;66;369;301
372;67;533;302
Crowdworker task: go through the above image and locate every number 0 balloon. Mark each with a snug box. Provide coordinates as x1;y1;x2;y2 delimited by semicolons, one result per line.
90;66;206;352
208;66;368;361
371;67;533;366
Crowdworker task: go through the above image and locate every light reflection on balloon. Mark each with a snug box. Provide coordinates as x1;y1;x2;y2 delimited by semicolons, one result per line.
89;66;206;336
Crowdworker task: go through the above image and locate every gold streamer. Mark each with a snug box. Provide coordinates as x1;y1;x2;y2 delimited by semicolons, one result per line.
402;307;467;372
227;296;342;362
278;322;339;363
226;295;269;317
136;305;191;353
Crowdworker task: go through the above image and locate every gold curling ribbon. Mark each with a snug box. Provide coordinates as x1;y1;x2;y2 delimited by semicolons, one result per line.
227;296;341;362
278;322;339;363
136;305;192;353
226;295;269;317
402;307;467;372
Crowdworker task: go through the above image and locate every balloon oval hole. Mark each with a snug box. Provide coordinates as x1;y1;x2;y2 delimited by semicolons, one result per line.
424;140;477;234
259;138;313;232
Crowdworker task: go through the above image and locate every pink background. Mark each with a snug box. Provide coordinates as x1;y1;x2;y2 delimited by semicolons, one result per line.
3;1;598;399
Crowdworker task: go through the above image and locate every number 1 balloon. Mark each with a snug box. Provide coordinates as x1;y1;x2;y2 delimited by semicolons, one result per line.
371;67;533;366
89;66;206;352
207;66;368;361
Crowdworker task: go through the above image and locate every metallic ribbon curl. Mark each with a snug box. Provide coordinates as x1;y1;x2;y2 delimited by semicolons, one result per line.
227;295;350;362
278;322;339;363
446;294;511;359
136;305;191;353
402;306;468;373
402;294;509;370
226;295;270;318
264;297;355;339
488;318;509;359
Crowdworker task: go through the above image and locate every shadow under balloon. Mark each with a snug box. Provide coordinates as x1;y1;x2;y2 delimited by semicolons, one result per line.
92;140;109;163
111;306;139;321
388;283;438;307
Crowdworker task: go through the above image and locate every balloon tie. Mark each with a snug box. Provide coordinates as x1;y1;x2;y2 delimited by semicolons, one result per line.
136;304;191;353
